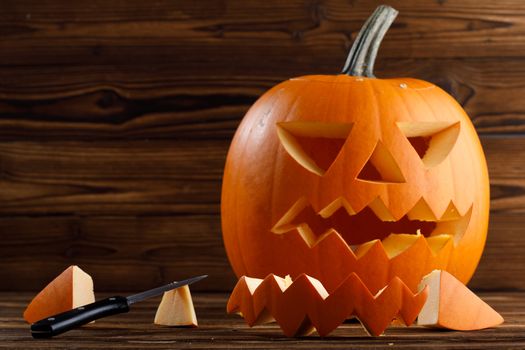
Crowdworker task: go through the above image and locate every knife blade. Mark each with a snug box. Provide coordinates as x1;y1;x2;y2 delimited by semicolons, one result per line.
30;275;207;338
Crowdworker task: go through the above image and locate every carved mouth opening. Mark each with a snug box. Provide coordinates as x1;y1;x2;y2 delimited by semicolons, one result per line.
272;197;472;258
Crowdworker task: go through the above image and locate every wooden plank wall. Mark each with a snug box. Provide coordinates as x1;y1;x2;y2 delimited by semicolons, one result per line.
0;0;523;292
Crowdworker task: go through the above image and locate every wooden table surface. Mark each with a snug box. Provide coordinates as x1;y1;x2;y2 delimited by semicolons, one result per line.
1;292;523;349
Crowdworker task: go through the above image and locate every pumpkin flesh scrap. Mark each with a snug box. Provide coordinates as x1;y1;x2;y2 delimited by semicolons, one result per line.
417;270;503;330
154;285;198;327
23;265;95;324
227;273;428;337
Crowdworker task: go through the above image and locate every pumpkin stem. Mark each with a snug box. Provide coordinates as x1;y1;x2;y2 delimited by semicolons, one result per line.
342;5;398;77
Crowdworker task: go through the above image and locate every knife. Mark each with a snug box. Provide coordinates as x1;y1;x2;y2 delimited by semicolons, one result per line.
30;274;207;338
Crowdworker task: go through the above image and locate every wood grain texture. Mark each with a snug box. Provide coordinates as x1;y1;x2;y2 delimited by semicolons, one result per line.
0;292;523;349
2;60;525;138
2;0;525;64
0;0;524;292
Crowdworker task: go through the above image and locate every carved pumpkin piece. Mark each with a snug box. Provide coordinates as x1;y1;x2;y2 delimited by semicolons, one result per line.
221;6;489;294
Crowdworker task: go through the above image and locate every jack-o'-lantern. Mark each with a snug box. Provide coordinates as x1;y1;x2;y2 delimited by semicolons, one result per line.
221;5;489;294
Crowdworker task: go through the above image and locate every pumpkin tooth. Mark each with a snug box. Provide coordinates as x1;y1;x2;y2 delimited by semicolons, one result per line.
426;234;453;255
272;275;290;292
439;201;462;221
295;224;318;248
297;227;343;249
318;197;355;218
244;276;264;294
367;197;396;221
432;205;472;245
354;239;381;259
407;198;438;221
379;232;455;259
272;197;309;234
284;275;293;288
380;232;422;259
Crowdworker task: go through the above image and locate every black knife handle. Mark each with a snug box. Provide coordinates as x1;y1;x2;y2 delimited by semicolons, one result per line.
30;296;130;338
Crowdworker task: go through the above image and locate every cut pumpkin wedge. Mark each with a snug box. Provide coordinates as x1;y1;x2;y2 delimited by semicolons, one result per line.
154;285;198;327
417;270;504;330
23;265;95;324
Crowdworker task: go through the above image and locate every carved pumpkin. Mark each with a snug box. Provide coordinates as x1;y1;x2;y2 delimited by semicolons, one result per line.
221;5;489;294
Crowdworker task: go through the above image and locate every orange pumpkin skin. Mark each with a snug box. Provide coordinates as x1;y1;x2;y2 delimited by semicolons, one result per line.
221;74;489;294
221;6;489;294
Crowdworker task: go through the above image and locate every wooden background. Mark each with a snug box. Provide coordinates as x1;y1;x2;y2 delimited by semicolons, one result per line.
0;0;524;293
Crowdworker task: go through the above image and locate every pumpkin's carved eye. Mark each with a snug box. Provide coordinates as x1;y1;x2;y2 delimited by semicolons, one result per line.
397;121;460;168
276;121;353;176
357;141;406;183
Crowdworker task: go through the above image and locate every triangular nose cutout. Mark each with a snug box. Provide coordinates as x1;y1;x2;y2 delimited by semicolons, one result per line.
357;141;406;183
276;122;353;176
